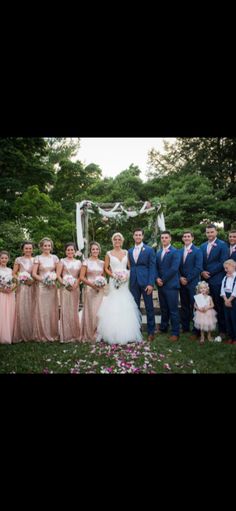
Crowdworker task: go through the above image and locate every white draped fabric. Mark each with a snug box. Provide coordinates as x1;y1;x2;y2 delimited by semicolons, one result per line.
76;200;165;249
76;202;84;250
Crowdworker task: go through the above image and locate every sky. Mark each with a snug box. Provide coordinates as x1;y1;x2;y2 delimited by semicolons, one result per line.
76;138;176;181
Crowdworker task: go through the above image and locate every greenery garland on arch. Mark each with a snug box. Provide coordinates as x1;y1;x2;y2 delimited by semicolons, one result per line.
76;199;166;256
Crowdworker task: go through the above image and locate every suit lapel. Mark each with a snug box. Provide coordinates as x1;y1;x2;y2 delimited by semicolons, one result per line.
207;241;217;260
136;244;145;263
130;247;135;264
184;244;194;262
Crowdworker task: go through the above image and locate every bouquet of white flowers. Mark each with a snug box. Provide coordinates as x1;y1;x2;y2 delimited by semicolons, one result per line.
0;274;15;290
63;274;77;290
94;276;107;288
18;271;34;285
112;270;129;289
42;272;57;287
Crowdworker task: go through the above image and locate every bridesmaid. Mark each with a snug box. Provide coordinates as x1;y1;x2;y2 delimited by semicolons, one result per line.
0;251;16;344
32;237;59;342
13;241;35;343
80;241;105;342
57;242;82;342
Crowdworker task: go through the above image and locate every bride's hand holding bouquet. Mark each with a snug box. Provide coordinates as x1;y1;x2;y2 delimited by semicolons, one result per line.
112;270;129;289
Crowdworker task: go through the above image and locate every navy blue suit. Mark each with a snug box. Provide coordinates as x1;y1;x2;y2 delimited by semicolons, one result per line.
179;244;203;332
200;238;229;333
156;246;181;336
229;245;236;262
129;244;156;335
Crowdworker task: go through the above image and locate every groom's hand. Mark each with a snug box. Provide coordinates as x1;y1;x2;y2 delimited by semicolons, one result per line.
145;285;153;295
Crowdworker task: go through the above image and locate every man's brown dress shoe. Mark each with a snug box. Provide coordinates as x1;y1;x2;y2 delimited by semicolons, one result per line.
147;334;155;342
169;335;179;342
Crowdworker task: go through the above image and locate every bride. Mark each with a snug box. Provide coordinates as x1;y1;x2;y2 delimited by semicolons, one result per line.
96;232;142;345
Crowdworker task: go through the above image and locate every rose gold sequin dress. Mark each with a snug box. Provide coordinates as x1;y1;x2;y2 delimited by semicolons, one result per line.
13;256;35;342
59;258;82;342
80;258;105;342
0;267;16;344
33;254;59;342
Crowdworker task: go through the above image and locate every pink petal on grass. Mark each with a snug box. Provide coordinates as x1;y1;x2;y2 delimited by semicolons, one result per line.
163;363;171;371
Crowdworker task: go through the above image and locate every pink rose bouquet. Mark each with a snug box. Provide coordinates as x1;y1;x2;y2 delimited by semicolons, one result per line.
43;272;57;287
18;271;34;285
94;276;107;288
63;274;77;290
112;270;129;289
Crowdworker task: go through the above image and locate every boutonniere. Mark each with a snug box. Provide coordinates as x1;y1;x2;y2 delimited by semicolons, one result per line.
187;249;192;254
213;243;217;247
141;247;145;252
165;249;170;254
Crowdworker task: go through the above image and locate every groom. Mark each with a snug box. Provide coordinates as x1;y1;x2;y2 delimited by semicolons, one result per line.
128;228;156;341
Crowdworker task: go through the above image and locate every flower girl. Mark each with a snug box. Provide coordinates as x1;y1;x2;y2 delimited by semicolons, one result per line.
193;281;217;344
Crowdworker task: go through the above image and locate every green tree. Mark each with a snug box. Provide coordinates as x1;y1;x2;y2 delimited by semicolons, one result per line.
0;220;29;263
46;138;80;164
157;174;221;244
51;160;103;211
147;137;236;231
0;138;55;211
12;185;75;256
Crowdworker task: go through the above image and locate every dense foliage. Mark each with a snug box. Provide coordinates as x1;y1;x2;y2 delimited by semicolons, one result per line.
1;137;235;263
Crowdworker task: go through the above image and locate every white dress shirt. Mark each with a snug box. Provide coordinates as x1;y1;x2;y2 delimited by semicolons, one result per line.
183;243;192;262
207;238;217;256
220;272;236;297
133;242;143;262
161;244;171;260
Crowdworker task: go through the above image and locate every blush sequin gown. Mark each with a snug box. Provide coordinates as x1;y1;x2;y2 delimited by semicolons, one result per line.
80;258;105;342
13;256;35;342
33;254;59;342
0;267;16;344
59;258;82;342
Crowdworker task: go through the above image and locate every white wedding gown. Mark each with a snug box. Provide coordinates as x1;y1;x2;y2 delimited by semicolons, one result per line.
96;251;143;345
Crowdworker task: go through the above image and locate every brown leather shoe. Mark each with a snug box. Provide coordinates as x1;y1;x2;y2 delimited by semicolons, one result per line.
147;334;155;342
169;335;179;342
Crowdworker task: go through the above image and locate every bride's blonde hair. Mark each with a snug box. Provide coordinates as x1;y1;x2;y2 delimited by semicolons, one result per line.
111;232;124;244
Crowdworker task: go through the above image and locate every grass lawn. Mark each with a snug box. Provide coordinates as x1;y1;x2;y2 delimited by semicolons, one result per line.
0;332;236;373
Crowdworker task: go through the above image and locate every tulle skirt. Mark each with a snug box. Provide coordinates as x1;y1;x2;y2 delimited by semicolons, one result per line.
96;283;142;345
193;308;217;332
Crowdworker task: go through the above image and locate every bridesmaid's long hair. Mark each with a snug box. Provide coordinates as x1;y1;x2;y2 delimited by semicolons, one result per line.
21;241;34;251
89;241;101;255
0;250;9;257
64;242;76;251
39;237;54;251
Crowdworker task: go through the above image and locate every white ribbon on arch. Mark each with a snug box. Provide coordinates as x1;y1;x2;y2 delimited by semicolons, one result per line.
76;202;84;251
76;200;165;249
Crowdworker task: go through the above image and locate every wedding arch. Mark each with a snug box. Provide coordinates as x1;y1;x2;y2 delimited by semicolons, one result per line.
76;200;166;256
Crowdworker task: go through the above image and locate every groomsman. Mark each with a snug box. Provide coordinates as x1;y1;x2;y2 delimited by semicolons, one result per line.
200;224;228;334
156;231;181;341
228;230;236;262
129;228;156;342
179;231;203;335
